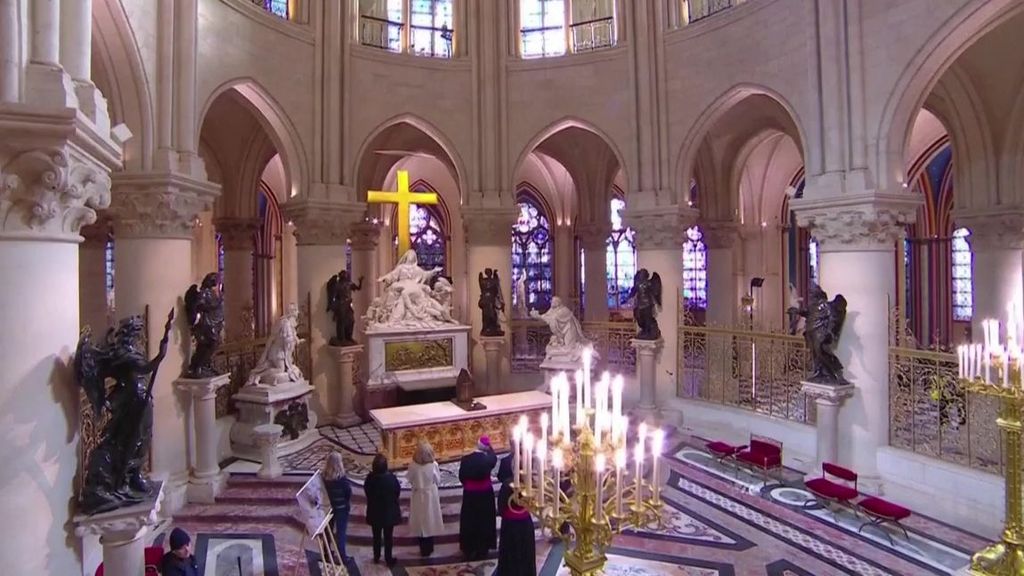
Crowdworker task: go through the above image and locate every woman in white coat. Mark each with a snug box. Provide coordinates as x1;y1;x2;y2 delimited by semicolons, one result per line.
407;440;445;557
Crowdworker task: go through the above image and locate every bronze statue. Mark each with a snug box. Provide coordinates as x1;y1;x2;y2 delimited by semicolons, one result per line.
478;268;505;337
183;272;224;378
326;270;363;346
75;309;174;515
799;285;849;385
624;269;663;340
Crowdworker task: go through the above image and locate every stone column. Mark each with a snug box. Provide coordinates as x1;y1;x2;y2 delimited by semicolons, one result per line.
0;0;20;102
631;338;662;418
349;220;382;343
702;221;739;326
59;0;90;81
464;209;516;376
254;424;284;479
283;199;363;416
0;134;118;574
958;213;1024;338
110;171;220;514
477;335;506;395
80;221;112;332
630;210;696;415
175;374;230;503
74;484;165;576
328;344;363;426
801;381;855;474
215;217;259;340
578;224;610;321
793;194;919;482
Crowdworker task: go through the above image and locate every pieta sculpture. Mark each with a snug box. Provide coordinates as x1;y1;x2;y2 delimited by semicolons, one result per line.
798;285;849;385
183;272;225;378
478;268;505;337
326;269;363;346
75;309;174;515
624;268;662;340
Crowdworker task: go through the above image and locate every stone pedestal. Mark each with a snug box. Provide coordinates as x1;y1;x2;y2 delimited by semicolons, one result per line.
230;380;319;460
74;482;165;576
365;324;472;390
477;335;506;395
175;374;230;503
631;338;663;418
801;381;856;474
328;344;364;427
254;424;284;479
539;357;581;392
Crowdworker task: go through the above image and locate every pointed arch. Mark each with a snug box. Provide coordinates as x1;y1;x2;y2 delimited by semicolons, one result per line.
512;183;555;311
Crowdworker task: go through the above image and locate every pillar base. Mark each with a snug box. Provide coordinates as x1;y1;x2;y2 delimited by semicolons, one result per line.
477;335;506;395
631;338;663;413
328;344;365;428
74;482;165;576
253;424;285;479
800;381;856;477
186;471;228;504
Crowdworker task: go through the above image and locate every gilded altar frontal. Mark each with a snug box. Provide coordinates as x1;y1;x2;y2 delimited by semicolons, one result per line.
385;338;454;372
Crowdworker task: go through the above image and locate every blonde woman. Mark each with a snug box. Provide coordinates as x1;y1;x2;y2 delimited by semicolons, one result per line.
321;452;353;564
407;441;444;557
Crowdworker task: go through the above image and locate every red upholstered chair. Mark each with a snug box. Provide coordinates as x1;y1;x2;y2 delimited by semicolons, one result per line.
705;440;744;464
804;462;859;516
94;546;164;576
858;496;912;545
734;436;783;484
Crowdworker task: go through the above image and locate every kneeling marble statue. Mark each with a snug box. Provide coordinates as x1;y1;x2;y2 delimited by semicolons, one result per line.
531;296;596;364
246;303;304;386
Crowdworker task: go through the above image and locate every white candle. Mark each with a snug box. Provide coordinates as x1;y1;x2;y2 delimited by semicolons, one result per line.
537;439;547;507
595;412;603;446
583;348;593;410
541;412;549;442
552;448;563;518
634;442;644;508
523;433;535;494
651;429;665;502
595;453;606;521
512;425;522;487
612;375;624;441
957;345;964;379
615;447;626;517
1005;350;1012;388
575;370;584;427
978;343;986;380
638;422;648;456
550;378;559;437
561;379;571;438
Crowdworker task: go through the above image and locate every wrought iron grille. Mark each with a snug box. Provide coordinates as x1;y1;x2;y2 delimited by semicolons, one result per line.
509;320;637;373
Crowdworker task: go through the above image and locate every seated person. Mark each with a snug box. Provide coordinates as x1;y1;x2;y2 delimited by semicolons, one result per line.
161;527;199;576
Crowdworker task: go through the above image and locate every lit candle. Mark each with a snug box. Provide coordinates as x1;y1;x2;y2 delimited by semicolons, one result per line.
615;447;626;517
583;348;593;410
541;412;549;442
537;439;547;507
638;422;648;456
595;453;606;521
575;370;584;427
612;375;624;441
550;378;559;437
957;345;964;379
512;425;522;487
523;433;535;494
633;442;644;508
560;378;571;438
1006;350;1012;388
651;429;665;503
595;410;603;446
552;448;563;518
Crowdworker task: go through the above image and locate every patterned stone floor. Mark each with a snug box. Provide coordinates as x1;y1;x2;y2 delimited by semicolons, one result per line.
170;425;990;575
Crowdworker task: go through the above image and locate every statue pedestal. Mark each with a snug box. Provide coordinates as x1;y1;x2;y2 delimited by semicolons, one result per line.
800;381;856;475
230;379;318;460
74;482;165;576
538;357;580;392
328;344;364;427
253;424;285;479
476;335;506;395
364;324;471;391
631;338;663;418
175;374;231;503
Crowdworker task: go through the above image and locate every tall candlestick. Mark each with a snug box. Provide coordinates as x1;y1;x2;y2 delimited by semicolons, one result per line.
552;448;563;518
550;378;559;437
512;425;522;487
633;442;644;508
575;370;584;427
651;429;664;503
523;433;535;494
560;378;571;438
583;348;593;410
541;412;549;442
615;447;626;517
638;422;648;456
537;439;547;507
595;453;606;521
612;375;623;441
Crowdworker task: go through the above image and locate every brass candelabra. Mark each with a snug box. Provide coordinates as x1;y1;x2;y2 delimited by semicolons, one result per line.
510;358;663;576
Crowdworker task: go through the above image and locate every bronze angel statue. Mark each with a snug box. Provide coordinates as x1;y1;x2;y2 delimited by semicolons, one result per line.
74;309;174;515
184;272;224;378
326;269;363;346
478;268;505;337
624;268;662;340
798;284;849;384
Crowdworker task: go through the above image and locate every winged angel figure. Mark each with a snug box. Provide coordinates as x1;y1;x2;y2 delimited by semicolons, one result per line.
624;268;663;340
184;272;224;378
800;285;849;385
74;309;174;514
478;268;505;337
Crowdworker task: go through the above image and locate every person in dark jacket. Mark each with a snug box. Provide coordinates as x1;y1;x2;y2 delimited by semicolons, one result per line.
496;455;537;576
363;453;401;566
160;527;200;576
458;435;498;560
321;451;354;564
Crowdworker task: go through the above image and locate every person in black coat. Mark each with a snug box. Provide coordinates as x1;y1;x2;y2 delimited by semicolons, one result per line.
458;435;498;561
160;527;200;576
363;453;402;566
496;455;537;576
321;451;354;564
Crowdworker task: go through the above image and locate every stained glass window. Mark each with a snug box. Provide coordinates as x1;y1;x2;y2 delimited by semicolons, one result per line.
682;226;707;310
216;233;225;281
256;0;288;19
606;197;636;310
410;0;454;57
520;0;566;58
407;204;447;271
808;237;819;286
105;236;115;309
952;227;973;321
512;194;554;311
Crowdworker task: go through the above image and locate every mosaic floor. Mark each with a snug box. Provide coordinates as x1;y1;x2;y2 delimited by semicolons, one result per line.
170;425;991;575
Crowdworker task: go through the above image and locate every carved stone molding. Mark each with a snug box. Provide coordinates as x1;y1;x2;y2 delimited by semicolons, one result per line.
956;212;1024;250
73;482;165;543
213;217;260;250
349;220;382;250
283;198;364;246
110;172;220;239
0;147;112;242
463;210;516;246
791;193;920;252
628;208;699;250
700;221;740;249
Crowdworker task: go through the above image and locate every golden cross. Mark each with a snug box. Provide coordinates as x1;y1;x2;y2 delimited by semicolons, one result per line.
366;170;438;256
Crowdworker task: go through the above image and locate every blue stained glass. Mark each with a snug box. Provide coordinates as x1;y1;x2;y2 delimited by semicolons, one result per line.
682;226;707;310
105;236;115;310
512;195;553;311
259;0;288;19
606;197;636;310
401;203;446;272
952;227;972;321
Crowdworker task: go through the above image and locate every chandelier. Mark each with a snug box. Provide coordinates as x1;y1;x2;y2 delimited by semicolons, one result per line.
510;349;664;576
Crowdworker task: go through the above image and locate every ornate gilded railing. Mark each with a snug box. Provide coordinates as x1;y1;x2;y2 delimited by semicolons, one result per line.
509;319;637;373
570;16;615;52
677;324;814;424
888;346;1003;474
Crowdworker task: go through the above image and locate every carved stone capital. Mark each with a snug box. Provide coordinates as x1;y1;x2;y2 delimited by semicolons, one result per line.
791;193;920;252
700;221;740;249
955;211;1024;250
463;209;516;246
576;224;610;250
73;482;165;542
628;207;699;250
174;374;231;401
214;217;260;250
283;198;364;246
0;147;112;241
110;172;220;239
349;220;383;250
